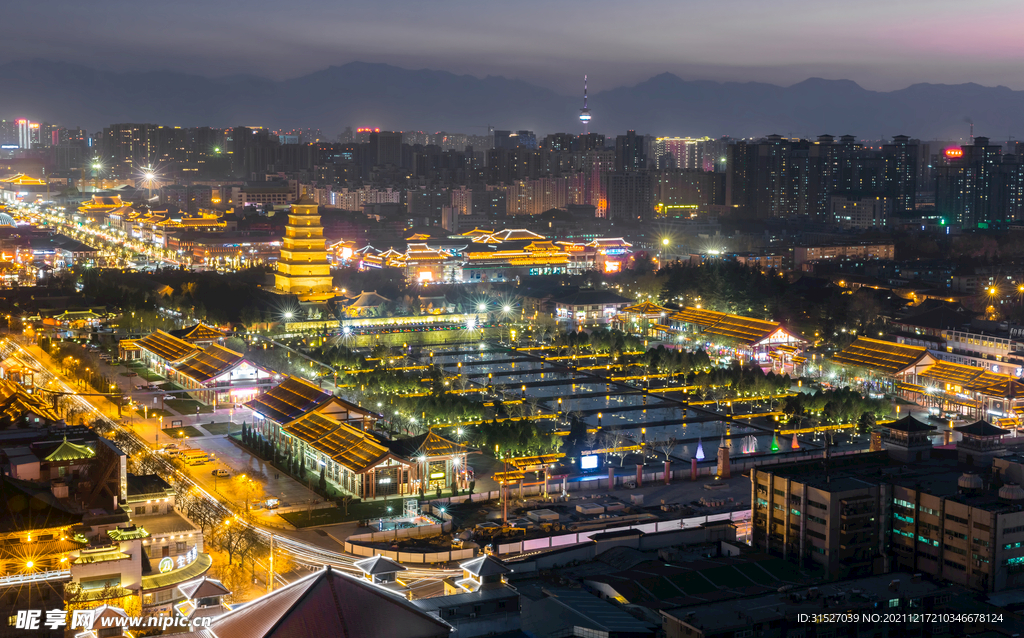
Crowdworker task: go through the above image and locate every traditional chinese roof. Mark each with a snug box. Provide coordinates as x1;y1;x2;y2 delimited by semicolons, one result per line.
0;378;61;423
44;437;95;462
0;173;46;186
346;290;391;308
387;430;470;460
136;330;201;363
884;415;936;433
671;307;800;347
587;237;633;249
406;243;454;261
245;376;332;425
107;524;150;541
621;301;670;316
170;323;226;343
195;565;450;638
282;411;343;442
172;344;245;383
955;420;1010;438
831;337;933;375
460;555;512;577
179;576;231;600
315;420;393;474
553;290;632;307
354;555;407;575
483;228;545;242
917;361;1024;399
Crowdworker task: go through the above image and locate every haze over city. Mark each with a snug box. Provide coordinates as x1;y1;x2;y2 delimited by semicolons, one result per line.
3;0;1024;91
4;2;1024;638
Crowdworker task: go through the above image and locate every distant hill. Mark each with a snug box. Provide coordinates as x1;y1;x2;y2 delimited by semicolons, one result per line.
1;59;1021;140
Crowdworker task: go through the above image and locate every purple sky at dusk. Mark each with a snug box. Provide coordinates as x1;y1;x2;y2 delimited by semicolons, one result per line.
5;0;1024;91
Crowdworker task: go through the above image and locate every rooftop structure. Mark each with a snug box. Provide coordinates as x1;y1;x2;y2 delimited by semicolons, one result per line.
831;336;935;376
169;565;451;638
666;306;805;361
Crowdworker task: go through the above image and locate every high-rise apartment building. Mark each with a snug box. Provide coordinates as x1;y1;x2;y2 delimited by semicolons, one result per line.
654;169;725;212
936;137;1024;228
725;134;905;220
883;134;918;214
17;119;32;149
752;417;1024;591
614;130;647;172
369;131;403;167
606;171;653;222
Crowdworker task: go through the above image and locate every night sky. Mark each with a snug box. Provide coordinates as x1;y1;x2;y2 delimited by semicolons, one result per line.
7;0;1024;91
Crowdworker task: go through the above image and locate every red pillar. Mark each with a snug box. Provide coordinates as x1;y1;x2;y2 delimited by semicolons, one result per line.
664;460;671;485
636;464;643;487
608;466;615;490
691;458;697;481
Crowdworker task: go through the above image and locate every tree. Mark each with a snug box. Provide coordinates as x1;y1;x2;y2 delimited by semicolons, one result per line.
217;561;253;604
657;437;678;461
240;305;261;331
338;494;353;516
318;465;327;493
857;411;877;435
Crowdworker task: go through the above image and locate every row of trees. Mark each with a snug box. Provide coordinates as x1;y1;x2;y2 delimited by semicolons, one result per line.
636;345;713;377
783;387;894;428
550;328;646;357
474;418;563;458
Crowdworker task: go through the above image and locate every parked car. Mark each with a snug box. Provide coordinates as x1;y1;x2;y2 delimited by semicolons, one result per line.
212;469;229;477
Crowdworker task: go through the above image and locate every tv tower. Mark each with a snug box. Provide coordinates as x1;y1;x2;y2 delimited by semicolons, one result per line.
578;75;592;134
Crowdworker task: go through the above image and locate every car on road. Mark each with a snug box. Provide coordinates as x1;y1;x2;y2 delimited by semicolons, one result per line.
212;469;230;477
265;498;280;509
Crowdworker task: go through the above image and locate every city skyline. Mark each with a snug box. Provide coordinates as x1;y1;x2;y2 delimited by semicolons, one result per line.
2;0;1024;92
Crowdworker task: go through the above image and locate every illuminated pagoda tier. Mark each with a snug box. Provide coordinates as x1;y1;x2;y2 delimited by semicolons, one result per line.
274;195;334;300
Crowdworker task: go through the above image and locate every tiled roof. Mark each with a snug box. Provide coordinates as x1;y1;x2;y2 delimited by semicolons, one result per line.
671;307;799;346
172;344;245;383
179;576;231;600
354;555;407;575
245;376;332;425
137;330;200;363
0;378;61;422
831;337;931;374
170;323;225;343
44;438;95;462
460;555;512;577
315;421;391;474
388;430;469;460
917;360;1024;399
282;412;342;442
202;565;451;638
955;420;1010;438
621;301;670;315
884;415;936;433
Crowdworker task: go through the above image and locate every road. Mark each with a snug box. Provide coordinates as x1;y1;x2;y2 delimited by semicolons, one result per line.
0;337;460;594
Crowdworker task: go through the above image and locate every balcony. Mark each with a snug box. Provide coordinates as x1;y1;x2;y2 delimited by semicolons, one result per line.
841;508;876;520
